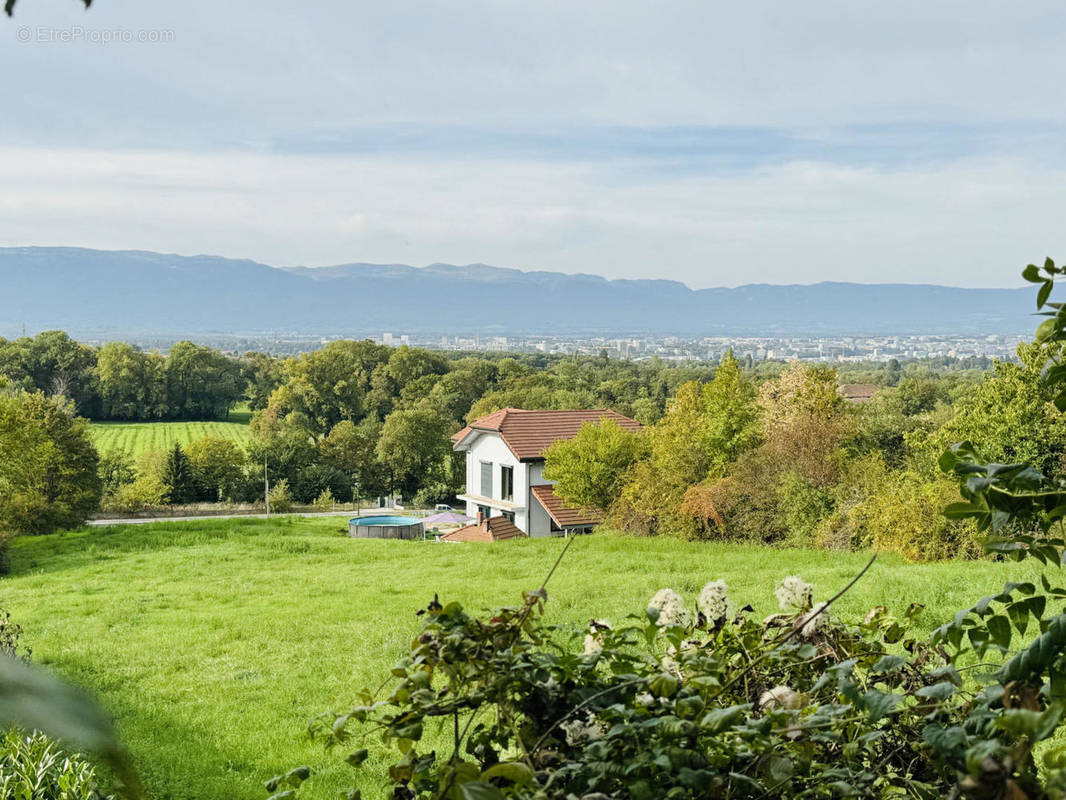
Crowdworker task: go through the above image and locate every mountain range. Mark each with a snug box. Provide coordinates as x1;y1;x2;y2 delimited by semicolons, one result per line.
0;247;1035;337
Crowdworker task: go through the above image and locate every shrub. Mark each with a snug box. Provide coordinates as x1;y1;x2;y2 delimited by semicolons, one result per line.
864;471;980;561
0;608;27;659
102;474;168;513
268;478;293;513
299;561;1066;799
312;488;334;511
0;730;112;800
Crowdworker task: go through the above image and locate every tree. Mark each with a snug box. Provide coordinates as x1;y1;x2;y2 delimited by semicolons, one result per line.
935;341;1066;476
239;352;285;411
247;406;317;491
0;389;101;534
96;342;168;420
318;417;390;498
164;341;242;420
161;443;197;505
543;419;647;511
266;340;390;437
649;352;762;488
375;404;451;500
185;437;246;501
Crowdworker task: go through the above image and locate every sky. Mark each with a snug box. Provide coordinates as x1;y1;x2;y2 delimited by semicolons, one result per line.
2;0;1066;288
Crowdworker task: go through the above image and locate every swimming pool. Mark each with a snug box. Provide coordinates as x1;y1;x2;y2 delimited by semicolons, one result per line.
348;515;424;540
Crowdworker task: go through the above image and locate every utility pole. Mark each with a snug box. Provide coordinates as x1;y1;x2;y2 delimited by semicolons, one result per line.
264;454;270;515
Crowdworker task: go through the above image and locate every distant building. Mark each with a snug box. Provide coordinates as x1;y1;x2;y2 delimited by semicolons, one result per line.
449;408;641;538
838;383;880;403
382;332;394;346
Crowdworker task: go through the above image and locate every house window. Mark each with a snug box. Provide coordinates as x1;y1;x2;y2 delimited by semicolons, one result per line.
503;511;515;523
478;504;491;519
501;466;514;501
480;461;493;497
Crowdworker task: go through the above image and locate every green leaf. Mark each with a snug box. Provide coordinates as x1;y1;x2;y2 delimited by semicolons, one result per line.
481;762;534;785
678;767;715;792
943;502;986;520
285;766;311;786
987;615;1012;650
1024;264;1043;283
345;749;369;767
1037;317;1058;343
700;704;747;734
996;704;1064;741
871;655;906;674
1038;281;1054;308
862;689;900;722
916;682;957;702
1008;602;1030;636
459;781;505;800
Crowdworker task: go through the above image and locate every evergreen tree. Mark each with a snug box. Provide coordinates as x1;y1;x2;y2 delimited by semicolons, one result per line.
162;443;197;505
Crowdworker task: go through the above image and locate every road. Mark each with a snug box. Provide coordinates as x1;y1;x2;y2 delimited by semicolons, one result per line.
87;507;410;526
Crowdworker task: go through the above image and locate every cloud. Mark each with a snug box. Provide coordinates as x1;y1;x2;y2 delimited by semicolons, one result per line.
0;145;1060;288
2;1;1065;286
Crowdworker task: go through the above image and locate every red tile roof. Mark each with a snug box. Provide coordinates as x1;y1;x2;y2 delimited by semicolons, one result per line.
837;383;880;403
530;484;601;528
440;515;525;543
452;408;641;461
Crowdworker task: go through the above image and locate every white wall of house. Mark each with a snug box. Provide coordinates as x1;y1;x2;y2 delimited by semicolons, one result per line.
459;432;558;537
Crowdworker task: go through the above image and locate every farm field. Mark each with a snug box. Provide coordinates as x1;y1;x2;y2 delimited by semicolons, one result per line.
90;409;253;458
4;520;1046;800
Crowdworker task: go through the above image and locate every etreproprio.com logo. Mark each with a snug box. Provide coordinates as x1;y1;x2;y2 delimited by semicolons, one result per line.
16;25;175;44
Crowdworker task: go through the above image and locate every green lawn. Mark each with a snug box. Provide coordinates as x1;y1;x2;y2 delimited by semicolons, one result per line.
90;410;253;458
2;520;1048;800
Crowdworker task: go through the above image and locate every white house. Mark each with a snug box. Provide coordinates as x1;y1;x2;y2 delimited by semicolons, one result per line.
447;407;642;539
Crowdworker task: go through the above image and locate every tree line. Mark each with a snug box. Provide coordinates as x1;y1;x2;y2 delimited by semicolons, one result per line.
0;326;1008;558
0;332;251;421
543;336;1059;561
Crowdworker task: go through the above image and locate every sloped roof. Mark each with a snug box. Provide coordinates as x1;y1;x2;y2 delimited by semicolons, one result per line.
439;515;525;543
837;383;880;402
530;484;601;528
452;408;642;461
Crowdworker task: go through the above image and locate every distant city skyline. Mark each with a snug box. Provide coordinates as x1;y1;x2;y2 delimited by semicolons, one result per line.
4;1;1066;287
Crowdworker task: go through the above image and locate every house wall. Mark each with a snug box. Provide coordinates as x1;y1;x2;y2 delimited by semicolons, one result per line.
460;434;562;537
463;433;532;532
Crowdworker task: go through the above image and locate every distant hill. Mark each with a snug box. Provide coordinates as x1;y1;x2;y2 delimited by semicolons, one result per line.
0;247;1034;337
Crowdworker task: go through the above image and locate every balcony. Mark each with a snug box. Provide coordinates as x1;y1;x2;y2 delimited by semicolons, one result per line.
457;493;524;512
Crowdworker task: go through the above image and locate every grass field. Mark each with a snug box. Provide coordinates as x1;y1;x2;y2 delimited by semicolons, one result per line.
90;407;253;458
3;520;1048;800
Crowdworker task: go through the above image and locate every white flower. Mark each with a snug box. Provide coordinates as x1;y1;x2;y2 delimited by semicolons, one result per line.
759;685;801;711
775;576;814;612
583;619;611;655
648;588;690;627
560;711;605;745
636;692;655;708
697;580;731;622
798;601;829;638
542;675;561;695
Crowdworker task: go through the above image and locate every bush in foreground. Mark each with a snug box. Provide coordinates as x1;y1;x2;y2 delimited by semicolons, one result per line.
299;561;1066;799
